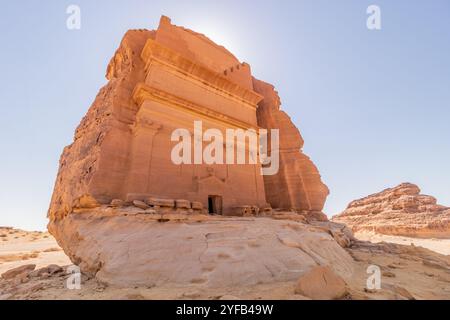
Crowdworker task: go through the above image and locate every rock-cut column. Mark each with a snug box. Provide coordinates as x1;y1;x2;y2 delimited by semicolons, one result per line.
124;112;162;198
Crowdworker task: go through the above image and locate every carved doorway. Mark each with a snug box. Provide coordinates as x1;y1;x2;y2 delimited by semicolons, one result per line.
208;195;223;215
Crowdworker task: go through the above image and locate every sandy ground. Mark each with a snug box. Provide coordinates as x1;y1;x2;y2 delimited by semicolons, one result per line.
0;227;71;275
354;231;450;256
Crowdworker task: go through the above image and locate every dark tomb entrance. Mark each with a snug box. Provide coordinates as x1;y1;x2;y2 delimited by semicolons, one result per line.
208;195;223;215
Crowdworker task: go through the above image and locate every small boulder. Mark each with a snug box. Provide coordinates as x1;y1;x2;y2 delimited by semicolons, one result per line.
75;195;100;209
148;198;175;208
47;264;63;274
110;199;125;207
191;201;204;210
251;206;260;216
28;265;62;278
295;266;348;300
133;200;149;210
176;199;191;209
1;264;36;280
261;205;273;216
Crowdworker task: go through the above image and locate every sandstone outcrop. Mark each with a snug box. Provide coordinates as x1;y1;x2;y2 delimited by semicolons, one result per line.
333;183;450;238
49;213;354;288
1;265;36;280
253;79;329;213
48;15;328;223
45;16;332;288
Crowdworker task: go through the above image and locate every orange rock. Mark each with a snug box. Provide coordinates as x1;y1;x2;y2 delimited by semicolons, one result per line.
252;79;329;214
1;264;36;280
48;16;329;242
132;200;149;210
294;266;348;300
333;183;450;238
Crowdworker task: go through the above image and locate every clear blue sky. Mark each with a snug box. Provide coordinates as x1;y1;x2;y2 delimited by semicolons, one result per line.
1;1;449;231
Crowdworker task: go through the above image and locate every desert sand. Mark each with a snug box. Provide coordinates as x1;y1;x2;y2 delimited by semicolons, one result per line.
0;227;70;276
354;231;450;256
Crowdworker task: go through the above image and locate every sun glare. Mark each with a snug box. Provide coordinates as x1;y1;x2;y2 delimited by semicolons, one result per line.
188;20;245;61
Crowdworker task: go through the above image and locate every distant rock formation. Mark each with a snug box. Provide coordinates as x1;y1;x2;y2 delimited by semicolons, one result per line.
333;183;450;238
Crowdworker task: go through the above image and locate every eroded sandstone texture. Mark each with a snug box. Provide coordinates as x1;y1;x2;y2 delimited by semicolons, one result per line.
333;183;450;238
253;79;329;215
48;16;328;221
49;214;354;288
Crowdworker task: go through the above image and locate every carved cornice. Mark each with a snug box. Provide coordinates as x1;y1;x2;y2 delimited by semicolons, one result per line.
140;39;264;107
132;83;258;131
132;112;163;135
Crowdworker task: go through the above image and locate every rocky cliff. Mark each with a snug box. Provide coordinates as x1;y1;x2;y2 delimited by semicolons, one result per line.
48;29;155;220
48;16;329;222
253;79;329;216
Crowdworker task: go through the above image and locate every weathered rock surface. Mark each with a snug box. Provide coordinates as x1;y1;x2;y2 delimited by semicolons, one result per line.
148;198;175;208
2;227;450;300
48;28;155;221
333;183;450;238
110;199;125;207
132;200;149;210
48;214;354;288
253;79;329;212
175;199;191;209
29;265;63;278
1;265;35;280
191;201;204;210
